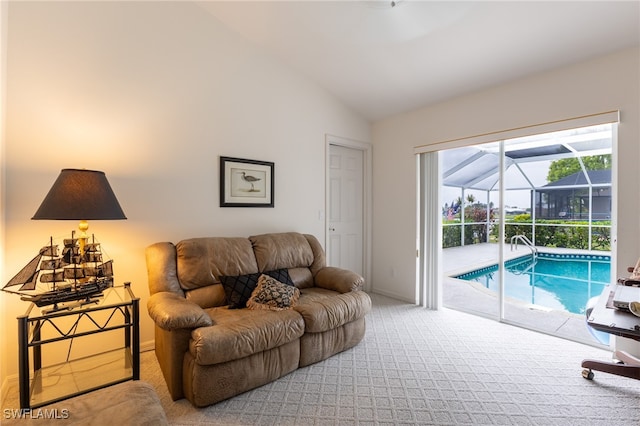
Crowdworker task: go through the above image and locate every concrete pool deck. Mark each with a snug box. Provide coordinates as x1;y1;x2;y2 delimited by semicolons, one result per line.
443;243;612;347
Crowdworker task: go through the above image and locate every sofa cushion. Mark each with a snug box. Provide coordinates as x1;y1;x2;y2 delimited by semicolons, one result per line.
176;238;258;290
189;307;305;365
247;274;300;311
184;284;227;309
295;289;372;333
250;232;315;272
288;267;314;289
221;269;293;309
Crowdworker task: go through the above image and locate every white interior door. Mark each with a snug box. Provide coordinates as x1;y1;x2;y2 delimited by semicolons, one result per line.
328;144;364;276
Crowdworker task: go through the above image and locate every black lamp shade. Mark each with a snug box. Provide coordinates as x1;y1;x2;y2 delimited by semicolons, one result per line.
32;169;127;220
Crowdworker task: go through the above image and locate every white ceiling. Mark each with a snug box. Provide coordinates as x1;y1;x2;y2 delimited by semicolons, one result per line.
198;1;640;122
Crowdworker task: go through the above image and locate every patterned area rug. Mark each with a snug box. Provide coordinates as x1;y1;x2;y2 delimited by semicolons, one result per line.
142;293;640;425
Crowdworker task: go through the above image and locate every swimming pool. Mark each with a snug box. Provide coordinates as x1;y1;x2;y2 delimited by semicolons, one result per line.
454;253;610;315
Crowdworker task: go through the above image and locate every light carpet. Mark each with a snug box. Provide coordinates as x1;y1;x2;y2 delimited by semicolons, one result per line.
141;294;640;425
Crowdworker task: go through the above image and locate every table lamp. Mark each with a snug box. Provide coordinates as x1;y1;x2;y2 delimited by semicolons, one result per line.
32;168;127;254
2;169;126;310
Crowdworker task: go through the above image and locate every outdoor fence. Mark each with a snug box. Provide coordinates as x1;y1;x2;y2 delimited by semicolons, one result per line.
442;220;611;251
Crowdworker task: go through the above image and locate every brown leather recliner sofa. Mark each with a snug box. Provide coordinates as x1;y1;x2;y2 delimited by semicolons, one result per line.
145;232;371;407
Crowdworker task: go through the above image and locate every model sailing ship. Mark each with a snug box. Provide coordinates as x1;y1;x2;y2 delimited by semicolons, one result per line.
2;232;114;311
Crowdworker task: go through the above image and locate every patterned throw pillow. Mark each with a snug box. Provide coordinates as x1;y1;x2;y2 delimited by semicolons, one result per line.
246;274;300;311
220;269;293;309
220;273;260;309
263;268;294;286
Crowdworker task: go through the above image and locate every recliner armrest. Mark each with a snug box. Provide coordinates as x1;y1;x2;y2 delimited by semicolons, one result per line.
147;291;213;331
314;267;364;293
146;242;185;296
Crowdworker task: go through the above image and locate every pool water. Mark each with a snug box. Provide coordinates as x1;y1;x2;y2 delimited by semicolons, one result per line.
454;253;611;315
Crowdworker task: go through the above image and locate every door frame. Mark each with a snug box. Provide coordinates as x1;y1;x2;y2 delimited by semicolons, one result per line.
325;134;372;291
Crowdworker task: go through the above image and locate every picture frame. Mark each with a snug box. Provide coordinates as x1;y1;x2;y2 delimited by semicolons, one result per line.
220;156;274;207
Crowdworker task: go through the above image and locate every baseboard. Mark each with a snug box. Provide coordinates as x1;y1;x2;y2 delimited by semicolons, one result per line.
140;339;154;353
370;289;415;304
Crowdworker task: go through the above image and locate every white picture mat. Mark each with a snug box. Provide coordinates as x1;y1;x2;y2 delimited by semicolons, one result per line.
223;160;272;204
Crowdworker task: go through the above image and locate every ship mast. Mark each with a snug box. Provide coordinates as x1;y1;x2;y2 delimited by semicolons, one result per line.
48;236;58;292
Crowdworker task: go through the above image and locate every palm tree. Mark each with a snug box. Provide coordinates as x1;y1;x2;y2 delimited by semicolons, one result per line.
466;194;476;205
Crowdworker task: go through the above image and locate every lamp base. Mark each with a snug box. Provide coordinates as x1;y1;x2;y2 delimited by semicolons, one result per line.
78;220;89;255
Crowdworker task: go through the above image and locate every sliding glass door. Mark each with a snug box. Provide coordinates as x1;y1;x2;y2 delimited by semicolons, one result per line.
423;120;616;343
440;143;501;318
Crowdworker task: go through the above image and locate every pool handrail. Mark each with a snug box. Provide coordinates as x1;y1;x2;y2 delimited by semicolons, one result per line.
511;234;538;257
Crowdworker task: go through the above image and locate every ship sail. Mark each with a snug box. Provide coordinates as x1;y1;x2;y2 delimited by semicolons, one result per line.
63;266;85;280
4;253;42;291
4;244;60;292
40;258;68;270
39;271;65;283
62;239;81;265
83;259;113;278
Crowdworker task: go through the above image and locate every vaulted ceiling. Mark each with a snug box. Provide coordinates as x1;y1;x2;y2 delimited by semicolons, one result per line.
198;1;640;121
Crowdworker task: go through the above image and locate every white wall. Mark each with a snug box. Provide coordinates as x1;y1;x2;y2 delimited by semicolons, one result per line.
372;47;640;302
0;0;8;396
1;1;370;382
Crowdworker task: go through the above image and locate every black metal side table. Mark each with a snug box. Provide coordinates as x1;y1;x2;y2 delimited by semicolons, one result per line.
17;283;140;409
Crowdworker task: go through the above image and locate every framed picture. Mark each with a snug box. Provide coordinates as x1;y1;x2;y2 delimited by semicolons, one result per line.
220;156;274;207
